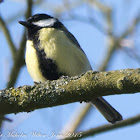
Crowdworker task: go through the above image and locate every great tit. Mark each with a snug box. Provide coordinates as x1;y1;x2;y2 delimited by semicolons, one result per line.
19;14;122;123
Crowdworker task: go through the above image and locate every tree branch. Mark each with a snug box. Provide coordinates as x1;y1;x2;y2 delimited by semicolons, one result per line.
0;68;140;115
0;0;33;130
6;0;33;88
119;13;140;40
0;16;17;60
62;114;140;140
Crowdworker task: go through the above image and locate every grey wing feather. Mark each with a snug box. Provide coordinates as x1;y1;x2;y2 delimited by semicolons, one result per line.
62;27;85;53
61;26;122;124
91;97;123;123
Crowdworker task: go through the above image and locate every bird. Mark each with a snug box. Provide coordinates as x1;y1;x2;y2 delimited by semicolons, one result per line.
19;14;122;123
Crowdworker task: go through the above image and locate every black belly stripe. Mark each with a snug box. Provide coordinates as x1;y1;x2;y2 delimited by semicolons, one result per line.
30;30;64;80
35;48;64;80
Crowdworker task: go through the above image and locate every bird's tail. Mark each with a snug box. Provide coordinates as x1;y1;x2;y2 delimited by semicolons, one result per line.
91;97;122;124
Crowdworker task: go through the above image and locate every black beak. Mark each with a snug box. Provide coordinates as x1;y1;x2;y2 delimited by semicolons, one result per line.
18;21;32;28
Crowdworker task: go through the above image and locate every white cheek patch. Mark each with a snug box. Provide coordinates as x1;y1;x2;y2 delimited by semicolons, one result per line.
32;18;57;27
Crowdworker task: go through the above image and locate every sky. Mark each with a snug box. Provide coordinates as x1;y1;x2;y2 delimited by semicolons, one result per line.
1;0;140;140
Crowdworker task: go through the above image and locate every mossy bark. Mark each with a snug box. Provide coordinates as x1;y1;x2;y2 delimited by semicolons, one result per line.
0;68;140;115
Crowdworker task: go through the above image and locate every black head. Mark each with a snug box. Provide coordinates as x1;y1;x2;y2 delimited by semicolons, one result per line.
19;14;64;40
19;14;63;29
27;14;53;23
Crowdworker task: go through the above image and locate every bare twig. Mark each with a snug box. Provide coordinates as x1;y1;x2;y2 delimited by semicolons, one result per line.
0;16;17;60
64;14;105;34
90;0;110;14
62;114;140;140
0;0;33;131
59;104;92;137
7;0;33;88
119;13;140;40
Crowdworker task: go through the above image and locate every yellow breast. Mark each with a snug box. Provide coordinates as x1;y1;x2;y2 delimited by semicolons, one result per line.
25;28;91;82
25;40;46;82
39;28;91;76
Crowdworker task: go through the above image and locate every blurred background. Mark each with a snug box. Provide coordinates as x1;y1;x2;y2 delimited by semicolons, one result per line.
0;0;140;140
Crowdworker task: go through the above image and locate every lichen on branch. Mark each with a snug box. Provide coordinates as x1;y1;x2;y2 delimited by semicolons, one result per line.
0;68;140;115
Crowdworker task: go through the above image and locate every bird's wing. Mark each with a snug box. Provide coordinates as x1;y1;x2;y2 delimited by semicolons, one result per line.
62;27;85;53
